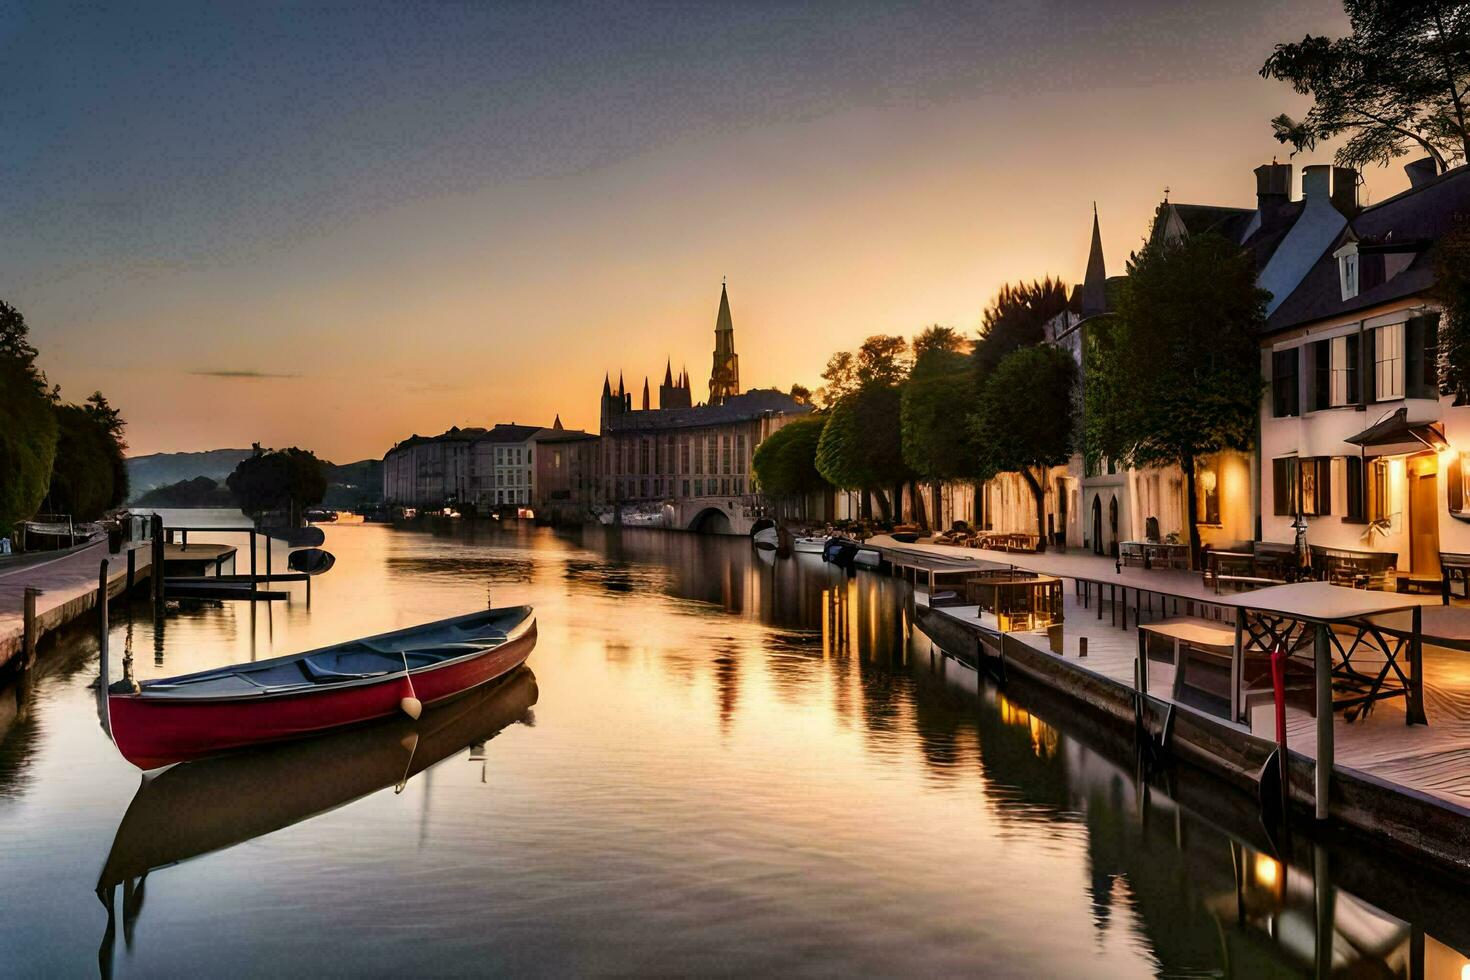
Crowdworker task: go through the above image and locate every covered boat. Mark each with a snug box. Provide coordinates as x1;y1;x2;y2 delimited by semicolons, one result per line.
104;606;536;769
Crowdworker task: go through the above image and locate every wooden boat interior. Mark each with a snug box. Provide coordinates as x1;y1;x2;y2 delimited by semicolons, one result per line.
124;609;525;699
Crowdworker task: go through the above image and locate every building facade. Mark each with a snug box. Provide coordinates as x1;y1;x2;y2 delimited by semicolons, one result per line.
596;283;812;533
1260;159;1470;577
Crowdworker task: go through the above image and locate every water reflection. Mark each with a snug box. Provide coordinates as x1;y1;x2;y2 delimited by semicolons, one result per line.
96;669;537;972
0;513;1465;975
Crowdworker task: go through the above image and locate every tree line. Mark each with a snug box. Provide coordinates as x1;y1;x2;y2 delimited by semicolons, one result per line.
754;232;1268;565
0;300;130;537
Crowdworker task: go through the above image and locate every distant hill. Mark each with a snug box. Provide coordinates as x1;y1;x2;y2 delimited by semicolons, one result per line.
127;449;253;499
133;476;236;508
127;449;381;508
323;458;383;510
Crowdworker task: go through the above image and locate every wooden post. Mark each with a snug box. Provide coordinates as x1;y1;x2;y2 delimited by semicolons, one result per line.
22;587;39;670
1314;621;1333;820
1136;628;1147;695
1096;582;1102;620
97;559;109;665
1408;604;1427;725
1232;606;1246;724
150;514;165;615
250;530;258;598
126;547;136;593
266;534;273;581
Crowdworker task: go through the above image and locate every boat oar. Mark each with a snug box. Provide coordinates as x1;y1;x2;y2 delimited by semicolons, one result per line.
399;650;422;720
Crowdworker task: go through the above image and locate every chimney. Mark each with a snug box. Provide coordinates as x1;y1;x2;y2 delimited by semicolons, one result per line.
1254;162;1292;209
1302;164;1332;202
1331;166;1359;215
1405;157;1438;189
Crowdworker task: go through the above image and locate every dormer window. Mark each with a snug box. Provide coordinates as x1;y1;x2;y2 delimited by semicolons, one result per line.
1335;241;1361;301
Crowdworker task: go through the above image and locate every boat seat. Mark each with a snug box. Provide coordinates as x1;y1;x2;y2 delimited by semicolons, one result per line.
299;656;395;682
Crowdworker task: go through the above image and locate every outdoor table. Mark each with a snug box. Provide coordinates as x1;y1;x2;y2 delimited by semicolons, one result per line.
1224;581;1432;820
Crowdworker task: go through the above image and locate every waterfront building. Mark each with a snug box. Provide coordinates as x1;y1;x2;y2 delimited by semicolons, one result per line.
596;283;812;533
470;423;543;511
1260;159;1470;576
532;417;600;524
381;426;484;510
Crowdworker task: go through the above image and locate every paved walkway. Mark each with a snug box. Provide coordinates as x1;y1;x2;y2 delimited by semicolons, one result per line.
0;538;153;665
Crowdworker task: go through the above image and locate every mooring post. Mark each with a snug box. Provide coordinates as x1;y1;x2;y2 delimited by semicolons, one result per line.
22;586;39;670
1314;621;1333;820
98;558;109;666
150;514;165;616
266;534;273;581
250;529;258;600
1408;604;1427;726
126;547;136;593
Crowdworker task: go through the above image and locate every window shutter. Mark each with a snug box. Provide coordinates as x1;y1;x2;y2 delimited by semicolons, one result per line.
1450;454;1465;513
1362;328;1376;403
1344;456;1364;522
1406;317;1425;398
1273;458;1292;516
1314;457;1331;515
1311;341;1330;411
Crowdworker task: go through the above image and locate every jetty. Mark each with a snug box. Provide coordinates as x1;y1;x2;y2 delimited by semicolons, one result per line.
0;537;153;669
870;534;1470;876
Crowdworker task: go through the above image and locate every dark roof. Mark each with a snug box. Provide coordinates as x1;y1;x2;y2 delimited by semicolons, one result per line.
1154;203;1255;245
478;423;546;444
534;427;598;443
604;388;811;433
1267;164;1470;333
387;426;487;454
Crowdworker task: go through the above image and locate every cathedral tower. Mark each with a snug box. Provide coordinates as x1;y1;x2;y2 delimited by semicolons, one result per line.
708;281;740;406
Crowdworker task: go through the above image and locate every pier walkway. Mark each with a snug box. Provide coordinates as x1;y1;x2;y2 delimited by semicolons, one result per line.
869;536;1470;814
0;538;153;667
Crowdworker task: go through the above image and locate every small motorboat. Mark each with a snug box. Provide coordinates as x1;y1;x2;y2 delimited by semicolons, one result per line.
792;535;828;554
261;525;326;548
752;526;779;550
823;536;881;570
286;547;336;575
102;606;536;769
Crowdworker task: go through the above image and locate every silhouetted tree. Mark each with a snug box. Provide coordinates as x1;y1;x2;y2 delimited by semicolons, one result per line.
1085;234;1267;568
970;345;1077;552
753;416;829;518
902;326;981;524
227;446;328;525
974;278;1070;377
1261;0;1470;172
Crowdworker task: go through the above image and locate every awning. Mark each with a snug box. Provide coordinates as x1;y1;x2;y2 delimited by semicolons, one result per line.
1343;407;1445;456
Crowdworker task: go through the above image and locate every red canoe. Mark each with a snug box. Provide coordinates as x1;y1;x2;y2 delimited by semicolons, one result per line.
104;606;536;769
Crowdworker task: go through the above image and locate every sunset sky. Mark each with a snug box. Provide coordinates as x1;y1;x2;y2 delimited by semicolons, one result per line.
4;0;1416;462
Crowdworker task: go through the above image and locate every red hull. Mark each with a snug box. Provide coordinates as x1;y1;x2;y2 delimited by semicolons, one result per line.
109;620;536;769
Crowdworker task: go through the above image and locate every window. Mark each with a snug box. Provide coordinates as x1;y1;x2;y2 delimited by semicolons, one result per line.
1272;456;1330;516
1405;314;1441;399
721;436;732;475
694;479;704;497
682;480;690;497
1330;334;1360;406
1341;252;1359;300
1272;348;1299;417
1197;463;1221;525
681;439;691;474
1369;459;1391;522
1374;322;1404;400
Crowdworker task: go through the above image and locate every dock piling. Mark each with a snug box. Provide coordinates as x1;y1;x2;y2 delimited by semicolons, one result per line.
126;547;136;593
1314;622;1333;820
22;587;39;670
98;559;109;668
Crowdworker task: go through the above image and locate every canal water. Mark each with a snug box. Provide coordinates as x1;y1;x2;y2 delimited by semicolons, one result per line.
1;512;1466;976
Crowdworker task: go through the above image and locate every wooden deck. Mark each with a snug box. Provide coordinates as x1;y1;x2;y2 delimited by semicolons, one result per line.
924;583;1470;811
0;538;153;666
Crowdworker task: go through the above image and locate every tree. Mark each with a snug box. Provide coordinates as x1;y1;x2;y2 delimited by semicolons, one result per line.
0;361;58;534
753;416;829;518
1261;0;1470;173
1086;234;1268;568
227;446;329;524
902;327;981;525
816;386;911;521
1437;213;1470;403
47;404;121;521
969;345;1077;552
0;300;49;395
974;278;1070;377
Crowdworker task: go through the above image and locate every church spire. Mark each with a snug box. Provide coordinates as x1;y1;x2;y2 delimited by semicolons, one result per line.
664;359;673;387
1079;204;1108;318
642;376;650;411
602;373;611;397
708;280;740;405
552;413;563;430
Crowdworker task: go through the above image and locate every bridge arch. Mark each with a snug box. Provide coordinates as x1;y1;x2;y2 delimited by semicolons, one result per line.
688;507;733;535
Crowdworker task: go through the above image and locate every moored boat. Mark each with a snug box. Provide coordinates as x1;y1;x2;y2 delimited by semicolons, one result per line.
792;535;828;554
823;536;881;569
103;606;536;769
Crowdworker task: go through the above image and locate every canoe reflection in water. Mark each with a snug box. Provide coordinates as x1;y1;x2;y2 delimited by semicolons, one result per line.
94;668;538;967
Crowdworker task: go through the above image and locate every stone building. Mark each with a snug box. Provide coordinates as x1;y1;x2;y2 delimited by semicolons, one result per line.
596;283;811;533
